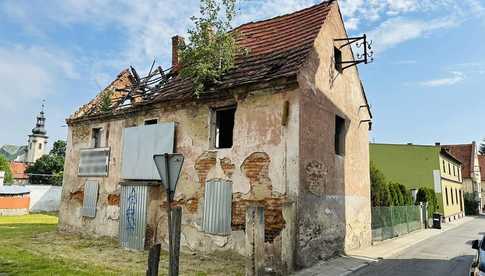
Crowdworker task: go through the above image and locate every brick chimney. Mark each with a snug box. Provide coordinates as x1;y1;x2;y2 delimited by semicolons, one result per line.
171;35;185;70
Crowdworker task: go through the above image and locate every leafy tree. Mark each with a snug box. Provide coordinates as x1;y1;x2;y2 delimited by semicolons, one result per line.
416;188;438;217
370;162;391;207
398;184;413;205
389;182;404;206
464;193;479;215
0;154;13;183
98;88;113;112
179;0;240;95
26;151;64;186
50;140;66;157
479;138;485;155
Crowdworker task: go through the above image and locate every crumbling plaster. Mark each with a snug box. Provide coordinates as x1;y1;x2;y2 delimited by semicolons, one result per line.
59;88;300;269
294;2;371;268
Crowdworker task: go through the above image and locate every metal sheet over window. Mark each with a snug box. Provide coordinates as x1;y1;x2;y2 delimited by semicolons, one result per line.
78;148;110;177
202;179;232;235
121;122;175;180
81;180;99;218
119;184;149;250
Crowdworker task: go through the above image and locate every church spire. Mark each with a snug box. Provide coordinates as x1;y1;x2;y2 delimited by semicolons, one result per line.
32;102;47;136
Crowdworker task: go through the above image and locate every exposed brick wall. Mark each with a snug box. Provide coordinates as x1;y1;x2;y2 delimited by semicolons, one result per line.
195;151;217;186
241;152;272;198
220;157;235;178
69;190;84;204
232;196;287;242
107;194;120;206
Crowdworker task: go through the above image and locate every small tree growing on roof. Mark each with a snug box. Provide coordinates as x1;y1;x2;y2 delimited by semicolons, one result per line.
179;0;239;96
98;88;114;113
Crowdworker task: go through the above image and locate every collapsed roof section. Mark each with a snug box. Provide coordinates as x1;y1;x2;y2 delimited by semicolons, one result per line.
69;1;335;122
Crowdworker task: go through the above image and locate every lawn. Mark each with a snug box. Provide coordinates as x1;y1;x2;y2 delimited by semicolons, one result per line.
0;213;244;275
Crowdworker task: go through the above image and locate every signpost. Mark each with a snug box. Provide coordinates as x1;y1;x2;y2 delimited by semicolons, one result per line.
147;153;184;276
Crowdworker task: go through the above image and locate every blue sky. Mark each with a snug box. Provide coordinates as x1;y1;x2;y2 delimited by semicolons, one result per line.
0;0;484;149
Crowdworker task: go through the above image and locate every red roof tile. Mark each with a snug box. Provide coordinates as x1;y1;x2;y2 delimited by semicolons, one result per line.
9;161;28;180
70;1;334;121
442;144;474;177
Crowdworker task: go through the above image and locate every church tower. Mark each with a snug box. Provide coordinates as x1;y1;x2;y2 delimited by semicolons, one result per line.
26;105;48;163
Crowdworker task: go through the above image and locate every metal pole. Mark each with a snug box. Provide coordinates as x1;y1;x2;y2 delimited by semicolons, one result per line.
165;153;175;276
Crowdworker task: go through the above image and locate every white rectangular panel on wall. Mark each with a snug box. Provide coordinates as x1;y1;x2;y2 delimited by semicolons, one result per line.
81;180;99;218
121;122;175;180
433;170;442;193
78;148;110;177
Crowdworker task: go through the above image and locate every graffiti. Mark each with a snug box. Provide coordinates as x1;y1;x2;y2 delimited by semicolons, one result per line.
126;187;137;233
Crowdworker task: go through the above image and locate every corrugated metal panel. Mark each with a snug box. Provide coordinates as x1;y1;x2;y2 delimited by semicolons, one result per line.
121;122;175;180
202;179;232;235
119;185;149;250
78;148;110;177
81;180;99;218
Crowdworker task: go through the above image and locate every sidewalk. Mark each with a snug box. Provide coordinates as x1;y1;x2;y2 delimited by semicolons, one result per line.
293;216;474;276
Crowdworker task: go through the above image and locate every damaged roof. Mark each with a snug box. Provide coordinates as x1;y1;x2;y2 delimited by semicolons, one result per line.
69;1;335;122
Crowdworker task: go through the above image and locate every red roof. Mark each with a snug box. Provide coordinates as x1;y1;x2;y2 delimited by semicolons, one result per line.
9;161;28;180
479;155;485;181
69;1;334;121
442;144;474;178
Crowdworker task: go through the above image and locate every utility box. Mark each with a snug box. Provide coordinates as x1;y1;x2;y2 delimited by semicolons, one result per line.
432;213;442;229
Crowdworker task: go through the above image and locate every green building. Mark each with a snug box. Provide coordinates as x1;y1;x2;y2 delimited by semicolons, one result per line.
370;143;464;222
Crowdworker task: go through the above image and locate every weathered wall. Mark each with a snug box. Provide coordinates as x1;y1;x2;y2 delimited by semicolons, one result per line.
59;89;300;271
295;3;371;267
27;185;61;212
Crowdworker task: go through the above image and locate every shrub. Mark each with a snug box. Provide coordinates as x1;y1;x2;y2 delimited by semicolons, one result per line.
464;192;479;215
370;162;391;207
0;154;13;183
416;188;438;217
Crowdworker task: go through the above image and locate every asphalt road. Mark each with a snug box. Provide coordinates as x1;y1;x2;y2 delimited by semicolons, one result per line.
351;216;485;276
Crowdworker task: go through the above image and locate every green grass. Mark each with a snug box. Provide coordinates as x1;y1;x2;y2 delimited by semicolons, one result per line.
0;213;244;275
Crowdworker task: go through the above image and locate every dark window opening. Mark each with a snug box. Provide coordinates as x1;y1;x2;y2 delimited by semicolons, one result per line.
445;187;449;206
38;143;42;150
448;163;451;175
442;160;446;173
144;119;158;125
92;128;102;148
213;106;236;149
335;115;346;156
459;190;463;211
451;188;454;205
455;188;459;204
334;47;343;73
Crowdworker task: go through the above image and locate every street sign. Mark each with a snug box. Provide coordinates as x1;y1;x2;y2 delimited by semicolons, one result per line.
153;153;184;193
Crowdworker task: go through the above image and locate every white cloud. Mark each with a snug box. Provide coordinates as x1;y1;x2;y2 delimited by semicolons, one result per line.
419;71;464;87
0;44;81;112
368;16;459;52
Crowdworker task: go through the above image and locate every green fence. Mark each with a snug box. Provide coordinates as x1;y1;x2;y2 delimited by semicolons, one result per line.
371;205;422;242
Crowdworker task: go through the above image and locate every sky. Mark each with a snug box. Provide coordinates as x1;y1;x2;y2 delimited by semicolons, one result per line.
0;0;484;149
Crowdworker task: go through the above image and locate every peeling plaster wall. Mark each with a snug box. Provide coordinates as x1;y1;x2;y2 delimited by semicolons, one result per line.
295;3;371;268
59;89;300;270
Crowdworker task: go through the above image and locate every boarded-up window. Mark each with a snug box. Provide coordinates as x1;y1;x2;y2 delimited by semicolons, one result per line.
121;122;175;180
78;148;110;177
81;180;99;218
202;179;232;235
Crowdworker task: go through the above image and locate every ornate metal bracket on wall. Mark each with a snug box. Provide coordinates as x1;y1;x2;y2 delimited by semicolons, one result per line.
334;34;374;71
